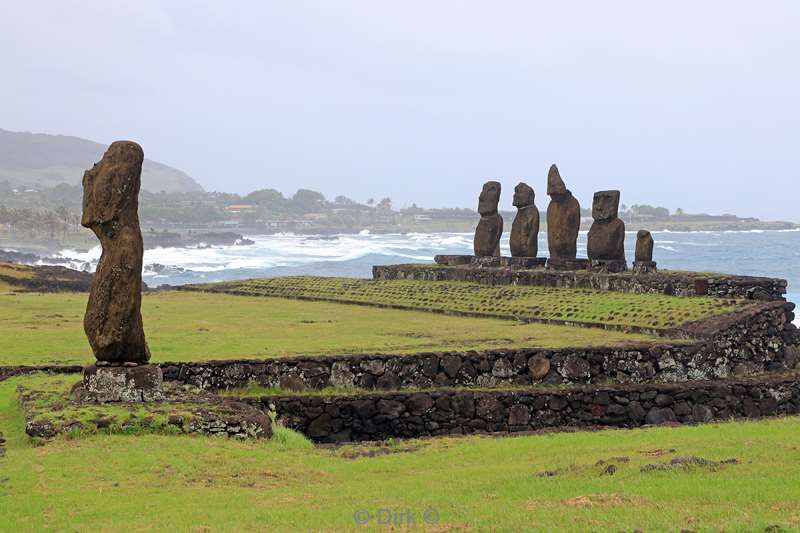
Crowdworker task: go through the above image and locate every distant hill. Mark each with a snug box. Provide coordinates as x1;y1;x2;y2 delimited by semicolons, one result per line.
0;128;204;193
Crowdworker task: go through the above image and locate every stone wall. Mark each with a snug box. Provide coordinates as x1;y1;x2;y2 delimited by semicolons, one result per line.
254;373;800;443
372;263;788;301
160;302;799;391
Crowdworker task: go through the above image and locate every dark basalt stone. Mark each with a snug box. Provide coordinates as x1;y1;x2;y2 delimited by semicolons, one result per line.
589;259;628;273
546;257;589;271
434;255;473;266
546;165;581;260
510;182;540;258
635;230;654;262
81;141;150;364
633;230;657;273
474;181;503;257
587;190;626;262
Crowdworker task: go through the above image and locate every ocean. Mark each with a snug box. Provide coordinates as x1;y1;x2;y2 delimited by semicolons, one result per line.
50;229;800;309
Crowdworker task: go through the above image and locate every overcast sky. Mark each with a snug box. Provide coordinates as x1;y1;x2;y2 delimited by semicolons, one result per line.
2;1;798;220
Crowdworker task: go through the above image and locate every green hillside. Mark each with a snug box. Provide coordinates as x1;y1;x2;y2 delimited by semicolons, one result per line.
0;128;204;193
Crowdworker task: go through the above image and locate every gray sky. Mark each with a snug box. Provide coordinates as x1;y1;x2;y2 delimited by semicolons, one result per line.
2;1;798;220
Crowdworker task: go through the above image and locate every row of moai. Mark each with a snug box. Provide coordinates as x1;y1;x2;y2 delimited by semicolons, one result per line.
473;164;657;273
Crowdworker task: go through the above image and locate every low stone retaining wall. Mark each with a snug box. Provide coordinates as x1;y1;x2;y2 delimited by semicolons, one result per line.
159;302;799;390
255;373;800;443
372;264;788;300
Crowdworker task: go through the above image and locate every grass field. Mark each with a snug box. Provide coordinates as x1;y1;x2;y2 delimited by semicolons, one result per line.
186;276;753;330
2;375;800;532
0;291;656;366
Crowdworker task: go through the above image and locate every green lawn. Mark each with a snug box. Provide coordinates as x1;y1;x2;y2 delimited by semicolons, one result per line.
0;291;655;366
2;375;800;532
185;276;754;330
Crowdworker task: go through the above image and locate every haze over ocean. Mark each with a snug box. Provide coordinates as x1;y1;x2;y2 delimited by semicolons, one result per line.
50;230;800;305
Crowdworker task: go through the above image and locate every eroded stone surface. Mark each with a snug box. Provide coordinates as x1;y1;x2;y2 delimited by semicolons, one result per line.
546;165;581;260
635;230;654;262
81;141;149;364
510;182;540;258
83;364;164;402
474;181;503;256
587;190;626;262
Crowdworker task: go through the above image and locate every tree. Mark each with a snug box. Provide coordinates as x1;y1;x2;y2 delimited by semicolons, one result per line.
377;197;392;210
290;189;327;213
245;189;286;207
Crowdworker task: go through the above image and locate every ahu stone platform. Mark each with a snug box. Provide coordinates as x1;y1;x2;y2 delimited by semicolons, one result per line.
373;261;788;301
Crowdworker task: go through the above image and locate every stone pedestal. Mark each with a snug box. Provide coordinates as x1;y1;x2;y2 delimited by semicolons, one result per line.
503;257;547;269
434;255;473;266
546;258;589;271
83;364;164;403
633;261;658;274
470;256;503;268
588;259;628;273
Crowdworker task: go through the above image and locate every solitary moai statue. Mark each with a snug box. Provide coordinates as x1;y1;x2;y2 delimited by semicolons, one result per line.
546;165;581;261
81;141;162;401
509;182;540;258
587;190;627;271
474;181;503;257
633;229;657;273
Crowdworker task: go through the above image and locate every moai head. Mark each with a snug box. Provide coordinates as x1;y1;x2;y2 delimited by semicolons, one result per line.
547;164;569;200
81;141;144;233
478;181;501;216
592;190;621;222
513;182;535;208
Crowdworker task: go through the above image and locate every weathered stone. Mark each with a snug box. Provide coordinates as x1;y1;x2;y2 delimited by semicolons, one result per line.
474;181;503;257
528;356;551;380
329;361;356;388
510;182;539;258
81;141;149;364
546;165;581;260
635;230;654;262
476;396;505;422
560;355;591;380
587;190;625;262
441;355;462;378
546;257;589;271
645;407;677;425
492;358;515;378
407;393;434;415
83;364;164;403
692;404;714;423
433;254;473;266
508;404;531;426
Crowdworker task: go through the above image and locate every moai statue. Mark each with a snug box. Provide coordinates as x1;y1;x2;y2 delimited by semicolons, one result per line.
545;165;583;269
587;190;627;272
509;182;541;261
81;141;162;402
473;181;503;257
633;229;657;273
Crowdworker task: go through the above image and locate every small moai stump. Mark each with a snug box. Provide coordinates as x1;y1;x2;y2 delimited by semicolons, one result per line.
545;165;586;271
81;141;163;402
473;181;503;257
587;190;627;273
509;182;545;268
633;230;657;274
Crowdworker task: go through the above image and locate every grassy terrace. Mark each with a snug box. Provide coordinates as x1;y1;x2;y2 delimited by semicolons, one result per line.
0;291;655;367
3;375;800;531
184;276;755;330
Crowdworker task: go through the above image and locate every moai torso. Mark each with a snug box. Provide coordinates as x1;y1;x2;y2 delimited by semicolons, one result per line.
474;181;503;257
510;182;539;257
587;190;626;261
635;230;654;262
81;141;150;364
545;165;580;259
